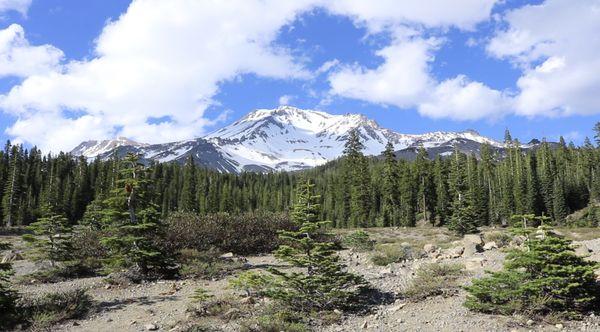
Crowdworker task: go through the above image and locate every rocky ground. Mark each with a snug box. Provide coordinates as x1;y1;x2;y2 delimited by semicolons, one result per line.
2;228;600;332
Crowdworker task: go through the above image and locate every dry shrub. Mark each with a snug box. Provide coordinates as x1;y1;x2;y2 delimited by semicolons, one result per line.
164;212;295;255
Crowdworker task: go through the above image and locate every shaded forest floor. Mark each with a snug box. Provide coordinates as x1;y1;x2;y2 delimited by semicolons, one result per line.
3;227;600;332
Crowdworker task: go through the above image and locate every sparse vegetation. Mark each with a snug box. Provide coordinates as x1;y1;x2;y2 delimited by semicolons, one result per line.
403;262;464;301
19;289;92;329
371;243;416;266
343;230;375;251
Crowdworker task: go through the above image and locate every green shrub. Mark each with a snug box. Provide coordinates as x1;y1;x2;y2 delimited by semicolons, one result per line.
343;230;375;251
17;264;96;284
465;227;600;318
20;289;92;329
371;244;414;266
165;212;294;255
403;263;464;301
179;248;244;280
239;309;308;332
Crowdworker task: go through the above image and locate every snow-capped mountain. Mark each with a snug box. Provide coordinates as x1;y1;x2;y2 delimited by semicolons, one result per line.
71;137;148;158
71;106;507;172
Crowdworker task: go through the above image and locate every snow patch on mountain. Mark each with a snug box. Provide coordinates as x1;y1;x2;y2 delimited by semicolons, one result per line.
71;106;506;172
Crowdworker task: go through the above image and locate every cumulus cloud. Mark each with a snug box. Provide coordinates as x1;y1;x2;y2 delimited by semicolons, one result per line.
326;1;507;121
325;0;498;31
0;24;63;78
487;0;600;117
329;36;438;109
0;0;31;15
418;75;511;121
0;0;317;152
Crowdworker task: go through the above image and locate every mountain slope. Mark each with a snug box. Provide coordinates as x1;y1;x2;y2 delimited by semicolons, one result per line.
71;106;508;172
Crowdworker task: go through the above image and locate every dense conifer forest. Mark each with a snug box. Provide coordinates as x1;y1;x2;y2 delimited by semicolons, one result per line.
1;126;599;230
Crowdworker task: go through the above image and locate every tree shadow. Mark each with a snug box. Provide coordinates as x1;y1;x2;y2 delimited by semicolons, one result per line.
96;294;180;313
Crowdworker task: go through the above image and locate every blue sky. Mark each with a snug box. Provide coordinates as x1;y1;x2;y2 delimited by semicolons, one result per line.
0;0;598;152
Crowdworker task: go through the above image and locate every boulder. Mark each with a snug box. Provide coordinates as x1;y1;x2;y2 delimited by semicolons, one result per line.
220;252;234;259
463;242;480;257
483;241;498;251
463;234;483;246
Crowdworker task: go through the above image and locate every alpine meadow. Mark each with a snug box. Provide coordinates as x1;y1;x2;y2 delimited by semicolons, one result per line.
1;0;600;331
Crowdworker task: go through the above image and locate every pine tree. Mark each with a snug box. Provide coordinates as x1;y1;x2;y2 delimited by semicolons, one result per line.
465;227;600;317
448;147;479;235
380;142;399;226
0;242;18;330
343;129;371;227
266;179;368;312
100;153;175;278
179;155;198;213
2;145;22;227
22;205;74;267
552;177;569;223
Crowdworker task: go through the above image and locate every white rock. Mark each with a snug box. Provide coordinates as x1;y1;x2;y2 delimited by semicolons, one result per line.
145;323;158;331
483;241;498;250
220;252;234;258
463;234;483;245
423;243;438;253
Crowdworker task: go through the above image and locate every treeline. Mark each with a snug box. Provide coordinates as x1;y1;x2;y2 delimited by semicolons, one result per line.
1;126;600;229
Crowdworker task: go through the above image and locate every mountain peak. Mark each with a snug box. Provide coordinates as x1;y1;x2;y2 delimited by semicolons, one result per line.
72;106;510;172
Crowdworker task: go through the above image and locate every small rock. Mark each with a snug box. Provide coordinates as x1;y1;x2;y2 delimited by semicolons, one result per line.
423;243;438;253
72;322;80;326
381;267;394;275
555;323;564;330
575;244;592;256
465;257;485;271
362;321;368;329
130;320;137;325
526;319;534;326
333;309;342;315
104;284;111;290
447;246;465;258
145;323;159;331
390;302;406;312
483;241;498;251
220;252;234;259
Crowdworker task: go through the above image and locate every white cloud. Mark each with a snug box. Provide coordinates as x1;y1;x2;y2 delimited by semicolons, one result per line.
419;75;511;121
0;0;529;152
487;0;600;117
278;94;295;106
325;0;498;31
329;36;438;109
1;0;318;152
0;24;63;77
0;0;31;15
